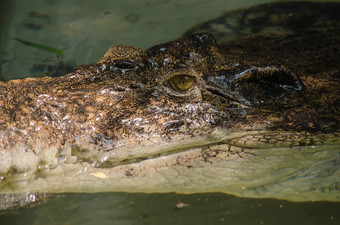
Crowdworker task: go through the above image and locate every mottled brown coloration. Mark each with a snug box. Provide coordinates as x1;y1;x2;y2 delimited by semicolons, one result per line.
0;2;339;208
2;31;333;159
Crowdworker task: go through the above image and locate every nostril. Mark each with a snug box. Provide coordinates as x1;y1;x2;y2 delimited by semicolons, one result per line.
129;83;144;89
112;61;137;70
115;86;126;92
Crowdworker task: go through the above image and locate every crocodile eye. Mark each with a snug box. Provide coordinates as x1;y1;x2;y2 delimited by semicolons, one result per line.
169;75;195;93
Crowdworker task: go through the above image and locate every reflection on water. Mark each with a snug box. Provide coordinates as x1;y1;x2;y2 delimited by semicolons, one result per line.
1;192;340;225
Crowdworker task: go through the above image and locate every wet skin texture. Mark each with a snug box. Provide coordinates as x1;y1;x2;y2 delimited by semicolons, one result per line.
1;32;338;151
0;2;339;209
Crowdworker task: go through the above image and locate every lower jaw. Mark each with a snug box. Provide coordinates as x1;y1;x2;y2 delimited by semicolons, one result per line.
1;138;339;202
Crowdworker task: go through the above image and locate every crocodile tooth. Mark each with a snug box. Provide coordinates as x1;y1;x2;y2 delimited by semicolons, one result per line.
64;156;77;164
5;171;35;189
38;158;59;171
49;158;59;169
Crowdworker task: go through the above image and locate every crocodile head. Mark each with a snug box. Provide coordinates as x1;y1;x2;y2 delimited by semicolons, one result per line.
0;31;339;203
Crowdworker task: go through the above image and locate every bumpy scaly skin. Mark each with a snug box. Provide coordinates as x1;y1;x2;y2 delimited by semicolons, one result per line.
0;36;239;172
0;2;339;208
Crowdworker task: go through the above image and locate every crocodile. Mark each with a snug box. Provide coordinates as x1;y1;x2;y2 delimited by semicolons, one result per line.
0;2;339;208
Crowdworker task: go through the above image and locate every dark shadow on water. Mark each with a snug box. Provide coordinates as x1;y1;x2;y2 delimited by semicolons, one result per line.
1;192;340;225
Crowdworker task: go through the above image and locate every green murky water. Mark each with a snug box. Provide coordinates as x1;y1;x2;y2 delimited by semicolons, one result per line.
1;0;340;224
0;193;340;225
0;0;295;80
1;192;340;225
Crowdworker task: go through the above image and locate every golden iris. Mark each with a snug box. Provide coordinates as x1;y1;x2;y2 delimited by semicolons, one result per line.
170;75;195;92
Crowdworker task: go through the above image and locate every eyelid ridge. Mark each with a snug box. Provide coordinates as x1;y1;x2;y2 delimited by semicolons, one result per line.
157;67;200;85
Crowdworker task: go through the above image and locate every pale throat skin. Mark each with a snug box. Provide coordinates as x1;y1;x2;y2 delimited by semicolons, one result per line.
0;4;340;204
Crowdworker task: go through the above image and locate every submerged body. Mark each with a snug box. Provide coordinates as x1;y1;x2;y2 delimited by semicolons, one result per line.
0;2;339;207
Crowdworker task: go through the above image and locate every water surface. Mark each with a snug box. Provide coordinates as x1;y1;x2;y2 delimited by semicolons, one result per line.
2;192;340;225
1;0;283;80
